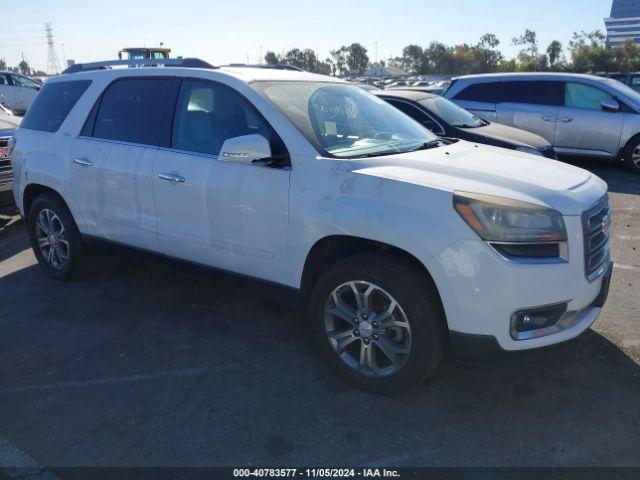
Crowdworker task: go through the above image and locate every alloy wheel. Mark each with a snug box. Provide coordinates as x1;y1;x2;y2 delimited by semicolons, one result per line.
35;208;69;270
323;281;412;378
633;145;640;167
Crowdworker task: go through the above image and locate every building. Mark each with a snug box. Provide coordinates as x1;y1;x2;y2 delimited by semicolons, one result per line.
365;63;408;78
605;0;640;47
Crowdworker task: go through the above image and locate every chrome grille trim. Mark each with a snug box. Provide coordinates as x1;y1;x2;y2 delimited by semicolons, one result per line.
582;194;611;282
0;136;12;188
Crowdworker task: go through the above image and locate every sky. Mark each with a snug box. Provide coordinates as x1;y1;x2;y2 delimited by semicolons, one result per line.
2;0;612;73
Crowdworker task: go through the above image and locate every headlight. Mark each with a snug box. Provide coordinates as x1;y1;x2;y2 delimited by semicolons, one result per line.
515;146;543;156
453;192;567;260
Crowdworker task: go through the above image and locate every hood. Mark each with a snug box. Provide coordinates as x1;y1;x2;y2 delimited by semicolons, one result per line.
0;112;20;133
351;140;606;215
465;121;551;150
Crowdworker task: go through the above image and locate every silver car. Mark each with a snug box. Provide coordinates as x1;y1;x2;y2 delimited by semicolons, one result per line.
445;72;640;174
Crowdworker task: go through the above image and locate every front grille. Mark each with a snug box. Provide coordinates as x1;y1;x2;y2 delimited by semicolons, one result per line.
0;136;12;189
582;194;611;281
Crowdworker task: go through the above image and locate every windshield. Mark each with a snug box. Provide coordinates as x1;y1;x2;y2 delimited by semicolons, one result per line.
419;96;483;128
253;81;437;158
603;77;640;102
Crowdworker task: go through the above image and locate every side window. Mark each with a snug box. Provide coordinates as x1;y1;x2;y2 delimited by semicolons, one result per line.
21;80;91;133
386;99;443;134
171;80;284;156
0;75;8;85
502;81;564;106
565;83;614;110
93;78;168;145
453;82;499;103
11;75;40;89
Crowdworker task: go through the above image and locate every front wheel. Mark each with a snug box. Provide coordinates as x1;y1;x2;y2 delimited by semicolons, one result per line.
308;252;445;393
623;136;640;174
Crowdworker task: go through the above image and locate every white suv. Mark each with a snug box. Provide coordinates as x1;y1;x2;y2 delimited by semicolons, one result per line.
10;58;613;392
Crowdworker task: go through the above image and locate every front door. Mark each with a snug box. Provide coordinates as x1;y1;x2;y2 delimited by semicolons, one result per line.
554;82;623;157
9;74;40;112
70;77;171;252
153;79;290;284
0;74;15;110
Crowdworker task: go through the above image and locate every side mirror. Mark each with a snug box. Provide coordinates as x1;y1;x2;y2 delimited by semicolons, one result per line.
219;134;271;164
601;98;620;113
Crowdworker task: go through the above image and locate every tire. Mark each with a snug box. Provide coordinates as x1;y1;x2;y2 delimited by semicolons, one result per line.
308;252;445;393
26;192;88;280
622;136;640;175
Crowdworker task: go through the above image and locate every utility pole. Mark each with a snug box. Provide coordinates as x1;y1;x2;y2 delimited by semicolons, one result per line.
45;23;60;75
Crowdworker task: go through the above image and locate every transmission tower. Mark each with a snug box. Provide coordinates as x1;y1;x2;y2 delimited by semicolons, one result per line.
45;23;60;75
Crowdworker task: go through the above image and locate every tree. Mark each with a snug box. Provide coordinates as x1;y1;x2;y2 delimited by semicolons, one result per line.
475;33;503;72
329;47;348;76
546;40;563;67
345;43;369;76
264;51;281;65
18;59;30;75
401;44;425;74
512;29;544;70
0;59;5;70
569;30;613;72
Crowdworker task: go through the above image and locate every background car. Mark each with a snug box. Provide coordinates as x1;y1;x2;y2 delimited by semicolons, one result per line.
376;89;556;158
0;108;20;205
444;72;640;174
0;71;42;115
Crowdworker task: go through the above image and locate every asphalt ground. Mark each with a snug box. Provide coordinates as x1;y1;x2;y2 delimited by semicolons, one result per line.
0;159;638;470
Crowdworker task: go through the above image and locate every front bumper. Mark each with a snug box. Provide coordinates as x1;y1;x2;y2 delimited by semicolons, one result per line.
426;214;611;353
449;262;612;361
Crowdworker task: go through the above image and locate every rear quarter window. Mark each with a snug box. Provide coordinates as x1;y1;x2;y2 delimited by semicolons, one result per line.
21;80;91;132
453;82;500;103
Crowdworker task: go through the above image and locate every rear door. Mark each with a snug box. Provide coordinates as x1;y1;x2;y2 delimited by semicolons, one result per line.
449;81;500;122
496;80;563;144
70;77;171;251
553;81;622;157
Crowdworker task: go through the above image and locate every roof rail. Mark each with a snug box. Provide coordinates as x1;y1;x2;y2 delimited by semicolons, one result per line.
222;63;303;72
62;58;217;74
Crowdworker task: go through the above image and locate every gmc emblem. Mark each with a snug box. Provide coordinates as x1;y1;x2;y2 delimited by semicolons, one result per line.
0;146;8;159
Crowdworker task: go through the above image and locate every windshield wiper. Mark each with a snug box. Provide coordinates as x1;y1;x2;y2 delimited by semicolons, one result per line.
406;139;443;152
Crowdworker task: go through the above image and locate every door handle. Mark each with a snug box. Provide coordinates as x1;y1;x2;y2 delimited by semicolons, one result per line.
158;172;185;183
73;157;93;166
558;117;573;123
542;115;556;122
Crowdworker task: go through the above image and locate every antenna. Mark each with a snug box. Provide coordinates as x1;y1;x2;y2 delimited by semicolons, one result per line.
45;23;60;75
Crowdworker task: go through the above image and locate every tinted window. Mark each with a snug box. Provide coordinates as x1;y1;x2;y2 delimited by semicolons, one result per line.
454;82;499;103
21;80;91;132
172;80;284;156
386;99;443;134
93;78;168;145
502;81;564;106
565;83;613;110
419;97;483;128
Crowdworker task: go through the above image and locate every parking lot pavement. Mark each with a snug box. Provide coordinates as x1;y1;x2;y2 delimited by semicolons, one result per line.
0;162;638;469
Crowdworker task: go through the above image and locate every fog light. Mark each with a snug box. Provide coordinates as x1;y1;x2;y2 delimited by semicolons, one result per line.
510;302;568;338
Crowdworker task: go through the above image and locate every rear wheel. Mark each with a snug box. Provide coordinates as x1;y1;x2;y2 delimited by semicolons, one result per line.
308;252;445;393
623;136;640;174
27;193;87;280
